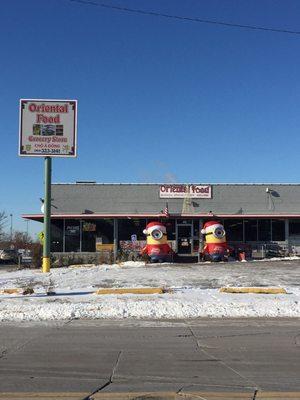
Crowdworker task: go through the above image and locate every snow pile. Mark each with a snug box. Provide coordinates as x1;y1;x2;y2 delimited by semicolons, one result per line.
0;260;300;321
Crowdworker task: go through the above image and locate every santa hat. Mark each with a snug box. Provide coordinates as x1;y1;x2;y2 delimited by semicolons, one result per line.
143;221;166;235
201;221;224;235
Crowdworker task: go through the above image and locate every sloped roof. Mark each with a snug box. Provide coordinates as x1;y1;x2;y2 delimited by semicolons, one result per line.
32;183;300;218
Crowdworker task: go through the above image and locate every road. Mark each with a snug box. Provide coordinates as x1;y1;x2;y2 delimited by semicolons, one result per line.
0;318;299;399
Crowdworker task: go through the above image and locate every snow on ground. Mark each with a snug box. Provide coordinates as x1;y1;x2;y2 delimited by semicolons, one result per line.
1;260;300;321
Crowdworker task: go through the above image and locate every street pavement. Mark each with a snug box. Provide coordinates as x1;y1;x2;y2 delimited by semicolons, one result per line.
0;318;299;399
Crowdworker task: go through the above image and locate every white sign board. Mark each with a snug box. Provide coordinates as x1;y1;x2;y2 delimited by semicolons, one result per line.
19;99;77;157
159;184;212;199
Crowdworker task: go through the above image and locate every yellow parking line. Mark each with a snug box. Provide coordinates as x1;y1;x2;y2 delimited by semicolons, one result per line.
0;289;22;294
219;287;287;294
0;393;88;400
94;287;165;295
256;392;300;399
91;392;254;399
0;288;34;295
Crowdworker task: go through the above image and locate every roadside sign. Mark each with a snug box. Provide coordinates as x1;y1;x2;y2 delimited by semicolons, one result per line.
19;99;77;157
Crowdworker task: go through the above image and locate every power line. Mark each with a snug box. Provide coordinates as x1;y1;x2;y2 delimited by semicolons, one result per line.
69;0;300;36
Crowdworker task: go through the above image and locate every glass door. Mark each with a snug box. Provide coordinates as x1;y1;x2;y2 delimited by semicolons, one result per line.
177;224;193;255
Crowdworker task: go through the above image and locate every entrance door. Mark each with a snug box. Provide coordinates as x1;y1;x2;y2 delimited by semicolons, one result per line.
177;225;192;255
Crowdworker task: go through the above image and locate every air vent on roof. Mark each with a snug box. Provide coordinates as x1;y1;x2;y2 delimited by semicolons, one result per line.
75;181;96;184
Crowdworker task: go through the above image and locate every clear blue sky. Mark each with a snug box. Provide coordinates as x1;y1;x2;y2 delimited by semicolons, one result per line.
1;0;300;237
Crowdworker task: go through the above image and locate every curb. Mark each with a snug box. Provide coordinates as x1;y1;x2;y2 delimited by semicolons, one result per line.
219;287;287;294
94;287;167;295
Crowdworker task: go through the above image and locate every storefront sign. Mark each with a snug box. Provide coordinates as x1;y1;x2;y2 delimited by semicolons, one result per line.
83;222;96;232
19;99;77;157
65;225;79;236
159;185;211;199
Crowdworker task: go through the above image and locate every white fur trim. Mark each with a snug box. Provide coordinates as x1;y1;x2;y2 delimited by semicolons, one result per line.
147;225;166;234
202;223;224;234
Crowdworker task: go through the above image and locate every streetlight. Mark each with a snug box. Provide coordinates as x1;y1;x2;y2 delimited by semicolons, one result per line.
10;214;13;242
25;219;29;237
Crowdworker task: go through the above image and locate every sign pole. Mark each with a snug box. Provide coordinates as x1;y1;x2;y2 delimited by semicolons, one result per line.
19;99;77;272
42;156;52;273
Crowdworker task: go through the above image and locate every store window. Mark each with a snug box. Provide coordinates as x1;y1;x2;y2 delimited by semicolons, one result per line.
82;220;96;252
289;220;300;235
224;219;243;242
272;219;285;241
193;220;200;253
258;220;271;241
50;220;63;252
245;219;258;242
118;219;146;241
166;219;176;240
95;219;114;247
65;219;80;252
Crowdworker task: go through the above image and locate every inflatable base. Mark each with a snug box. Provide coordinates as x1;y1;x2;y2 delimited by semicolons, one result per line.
149;255;172;263
203;253;229;262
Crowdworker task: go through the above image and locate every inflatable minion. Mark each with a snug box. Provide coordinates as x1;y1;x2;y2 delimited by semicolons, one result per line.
201;220;229;262
141;221;173;263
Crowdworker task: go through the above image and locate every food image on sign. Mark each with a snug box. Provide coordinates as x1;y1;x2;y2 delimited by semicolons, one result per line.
19;99;77;157
33;124;63;137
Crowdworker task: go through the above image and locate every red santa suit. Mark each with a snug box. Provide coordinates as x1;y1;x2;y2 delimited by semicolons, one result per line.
201;221;229;262
141;221;173;263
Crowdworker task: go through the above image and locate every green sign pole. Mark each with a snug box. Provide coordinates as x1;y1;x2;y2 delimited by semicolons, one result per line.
42;156;52;273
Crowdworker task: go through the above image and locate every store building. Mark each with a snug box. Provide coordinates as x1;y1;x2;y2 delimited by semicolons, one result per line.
23;183;300;258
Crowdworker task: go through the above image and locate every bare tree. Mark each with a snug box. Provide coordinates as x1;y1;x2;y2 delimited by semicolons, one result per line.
12;230;32;249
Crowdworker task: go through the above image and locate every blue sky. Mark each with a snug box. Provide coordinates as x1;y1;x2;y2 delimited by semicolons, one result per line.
1;0;300;237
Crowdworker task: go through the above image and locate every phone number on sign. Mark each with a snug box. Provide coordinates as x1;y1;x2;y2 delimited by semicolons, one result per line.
38;149;62;154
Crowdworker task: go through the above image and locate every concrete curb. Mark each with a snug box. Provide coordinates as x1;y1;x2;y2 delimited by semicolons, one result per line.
219;287;287;294
94;287;167;295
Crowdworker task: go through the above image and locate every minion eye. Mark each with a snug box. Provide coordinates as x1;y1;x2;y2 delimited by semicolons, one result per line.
214;228;225;239
151;229;163;239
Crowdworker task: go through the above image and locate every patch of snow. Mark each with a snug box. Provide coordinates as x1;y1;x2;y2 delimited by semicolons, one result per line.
119;261;146;268
0;288;299;321
254;256;300;262
1;260;300;321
